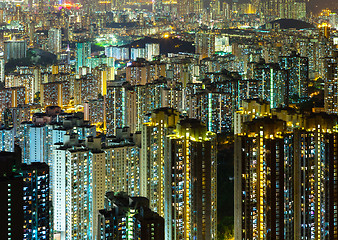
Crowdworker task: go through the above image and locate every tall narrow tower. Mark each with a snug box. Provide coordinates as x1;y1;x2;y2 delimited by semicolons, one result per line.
165;119;217;240
141;108;180;217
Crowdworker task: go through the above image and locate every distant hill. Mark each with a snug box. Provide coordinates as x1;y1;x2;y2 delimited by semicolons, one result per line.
5;49;57;74
260;19;315;30
121;36;195;54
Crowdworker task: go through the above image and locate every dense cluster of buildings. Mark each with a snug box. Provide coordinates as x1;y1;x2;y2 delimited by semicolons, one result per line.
0;0;337;240
234;100;338;239
0;108;217;240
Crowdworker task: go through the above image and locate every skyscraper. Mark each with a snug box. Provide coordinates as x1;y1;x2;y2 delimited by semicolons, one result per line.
195;30;215;59
145;43;160;61
187;72;244;133
260;0;279;19
279;0;295;19
53;134;105;240
0;57;5;83
250;59;286;108
22;162;50;240
279;51;309;104
293;1;306;20
234;117;287;239
48;28;62;54
29;126;46;163
0;151;24;240
4;72;36;104
41;81;72;107
177;0;201;18
235;111;338;239
141;108;180;217
165;118;217;240
76;42;91;73
324;51;338;113
0;126;15;152
106;83;126;136
4;40;27;62
103;134;141;196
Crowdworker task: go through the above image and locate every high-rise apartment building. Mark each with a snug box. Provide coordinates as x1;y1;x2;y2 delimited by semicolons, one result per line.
7;106;30;135
177;0;201;18
0;57;5;83
235;111;338;239
103;134;141;196
0;151;24;240
260;0;306;20
189;88;233;133
25;112;96;164
91;65;113;96
105;46;129;60
130;47;145;60
141;108;180;216
317;23;334;79
235;117;287;239
278;0;295;19
106;83;126;136
87;56;115;72
22;162;50;240
278;51;309;104
75;74;100;103
293;1;306;20
126;59;166;85
98;192;165;240
53;134;106;240
48;28;62;54
145;43;160;61
0;127;15;152
84;99;105;131
4;40;27;62
0;87;26;116
41;81;71;107
29;126;47;163
195;30;215;59
187;73;244;133
5;72;37;104
250;59;286;108
324;51;338;113
165;118;217;240
76;42;91;73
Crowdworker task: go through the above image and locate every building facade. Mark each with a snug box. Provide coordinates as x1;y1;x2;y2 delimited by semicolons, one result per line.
235;112;338;239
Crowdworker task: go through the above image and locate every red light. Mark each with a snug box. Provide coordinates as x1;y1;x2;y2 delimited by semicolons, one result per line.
65;2;72;9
